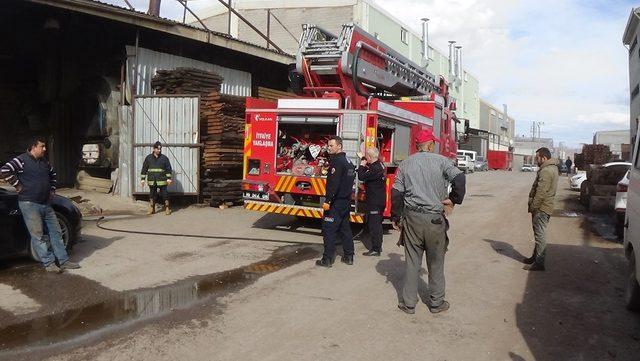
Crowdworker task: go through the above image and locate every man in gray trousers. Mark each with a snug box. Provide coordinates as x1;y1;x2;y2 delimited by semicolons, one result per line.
391;129;466;314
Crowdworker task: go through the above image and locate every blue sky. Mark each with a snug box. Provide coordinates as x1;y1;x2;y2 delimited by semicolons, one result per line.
102;0;635;147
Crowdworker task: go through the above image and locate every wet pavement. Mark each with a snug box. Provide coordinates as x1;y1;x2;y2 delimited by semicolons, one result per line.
0;244;320;357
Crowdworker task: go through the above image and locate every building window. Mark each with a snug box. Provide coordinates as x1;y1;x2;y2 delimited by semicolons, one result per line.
632;84;639;100
401;28;408;44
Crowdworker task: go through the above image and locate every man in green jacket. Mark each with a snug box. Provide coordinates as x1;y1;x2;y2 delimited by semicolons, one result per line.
524;147;558;271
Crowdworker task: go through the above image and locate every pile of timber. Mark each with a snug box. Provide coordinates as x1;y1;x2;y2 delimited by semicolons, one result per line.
151;67;245;206
581;144;612;166
257;86;298;102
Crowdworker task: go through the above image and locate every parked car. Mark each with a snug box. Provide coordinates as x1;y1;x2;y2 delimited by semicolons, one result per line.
457;150;476;173
521;164;537;172
475;156;488;171
457;155;472;174
570;172;587;191
559;163;568;174
0;186;81;261
616;170;630;242
624;128;640;311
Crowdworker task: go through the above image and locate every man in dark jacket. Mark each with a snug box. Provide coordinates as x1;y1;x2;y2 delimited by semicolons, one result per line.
316;136;356;267
357;147;386;256
0;136;80;273
141;141;173;215
565;157;573;175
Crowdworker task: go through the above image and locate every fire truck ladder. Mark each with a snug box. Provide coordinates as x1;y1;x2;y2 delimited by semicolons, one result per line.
297;24;441;98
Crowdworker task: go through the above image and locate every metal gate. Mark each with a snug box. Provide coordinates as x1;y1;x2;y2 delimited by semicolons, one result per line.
133;96;200;195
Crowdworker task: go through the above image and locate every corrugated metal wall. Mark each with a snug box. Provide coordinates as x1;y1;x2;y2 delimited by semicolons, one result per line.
133;96;200;195
126;46;252;97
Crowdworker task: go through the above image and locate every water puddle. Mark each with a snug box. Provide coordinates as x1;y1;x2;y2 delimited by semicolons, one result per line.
554;210;583;218
0;245;320;351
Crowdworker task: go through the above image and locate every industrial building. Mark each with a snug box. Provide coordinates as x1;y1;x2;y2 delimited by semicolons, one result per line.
460;99;515;159
1;0;292;199
190;0;481;131
593;130;631;160
623;8;640;145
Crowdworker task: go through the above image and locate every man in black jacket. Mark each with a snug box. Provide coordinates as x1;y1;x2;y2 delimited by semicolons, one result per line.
0;136;80;273
316;136;356;267
357;147;386;257
141;141;173;215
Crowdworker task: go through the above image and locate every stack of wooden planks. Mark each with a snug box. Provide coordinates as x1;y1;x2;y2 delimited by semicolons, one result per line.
257;86;298;102
151;67;245;206
581;144;612;166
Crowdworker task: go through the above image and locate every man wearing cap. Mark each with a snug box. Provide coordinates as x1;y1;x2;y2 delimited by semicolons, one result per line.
391;129;466;314
316;135;357;267
141;141;173;215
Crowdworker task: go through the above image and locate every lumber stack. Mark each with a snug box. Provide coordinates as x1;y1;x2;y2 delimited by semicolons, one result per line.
257;86;298;102
581;144;612;166
151;67;245;206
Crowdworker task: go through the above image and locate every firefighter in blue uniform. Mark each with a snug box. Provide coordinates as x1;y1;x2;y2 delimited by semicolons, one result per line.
357;147;386;256
141;141;173;215
316;136;356;267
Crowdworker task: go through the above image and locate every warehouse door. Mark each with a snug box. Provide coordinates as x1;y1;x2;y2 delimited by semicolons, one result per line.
133;96;200;195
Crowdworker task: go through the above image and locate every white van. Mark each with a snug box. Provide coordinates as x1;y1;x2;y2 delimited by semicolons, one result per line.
457;150;476;173
624;127;640;311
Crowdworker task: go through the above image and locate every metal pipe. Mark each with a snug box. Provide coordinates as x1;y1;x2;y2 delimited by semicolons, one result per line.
266;9;271;49
217;0;283;52
456;45;463;80
176;0;211;32
421;18;429;64
147;0;161;16
227;0;232;36
131;29;140;200
271;11;300;43
448;41;455;77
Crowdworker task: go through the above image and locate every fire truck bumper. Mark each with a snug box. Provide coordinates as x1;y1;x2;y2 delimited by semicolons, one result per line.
244;200;364;223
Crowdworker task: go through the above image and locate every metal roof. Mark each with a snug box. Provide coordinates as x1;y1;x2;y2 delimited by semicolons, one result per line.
25;0;294;64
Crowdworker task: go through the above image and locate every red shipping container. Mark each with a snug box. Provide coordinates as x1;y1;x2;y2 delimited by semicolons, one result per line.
487;150;513;170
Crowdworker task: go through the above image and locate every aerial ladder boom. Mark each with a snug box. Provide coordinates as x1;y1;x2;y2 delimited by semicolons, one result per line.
295;23;443;106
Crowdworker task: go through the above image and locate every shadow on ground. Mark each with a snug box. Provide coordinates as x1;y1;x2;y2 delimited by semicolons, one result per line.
375;253;429;305
504;187;640;360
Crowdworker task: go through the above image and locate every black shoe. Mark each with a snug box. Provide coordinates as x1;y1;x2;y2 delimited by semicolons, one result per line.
523;246;537;264
315;257;333;268
341;255;354;265
362;250;381;257
523;262;545;271
397;303;415;314
428;301;450;314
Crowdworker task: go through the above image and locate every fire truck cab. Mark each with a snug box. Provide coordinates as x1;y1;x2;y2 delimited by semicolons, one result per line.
242;24;461;223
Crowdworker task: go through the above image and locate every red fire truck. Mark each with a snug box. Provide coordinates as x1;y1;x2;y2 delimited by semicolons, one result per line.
242;24;463;223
